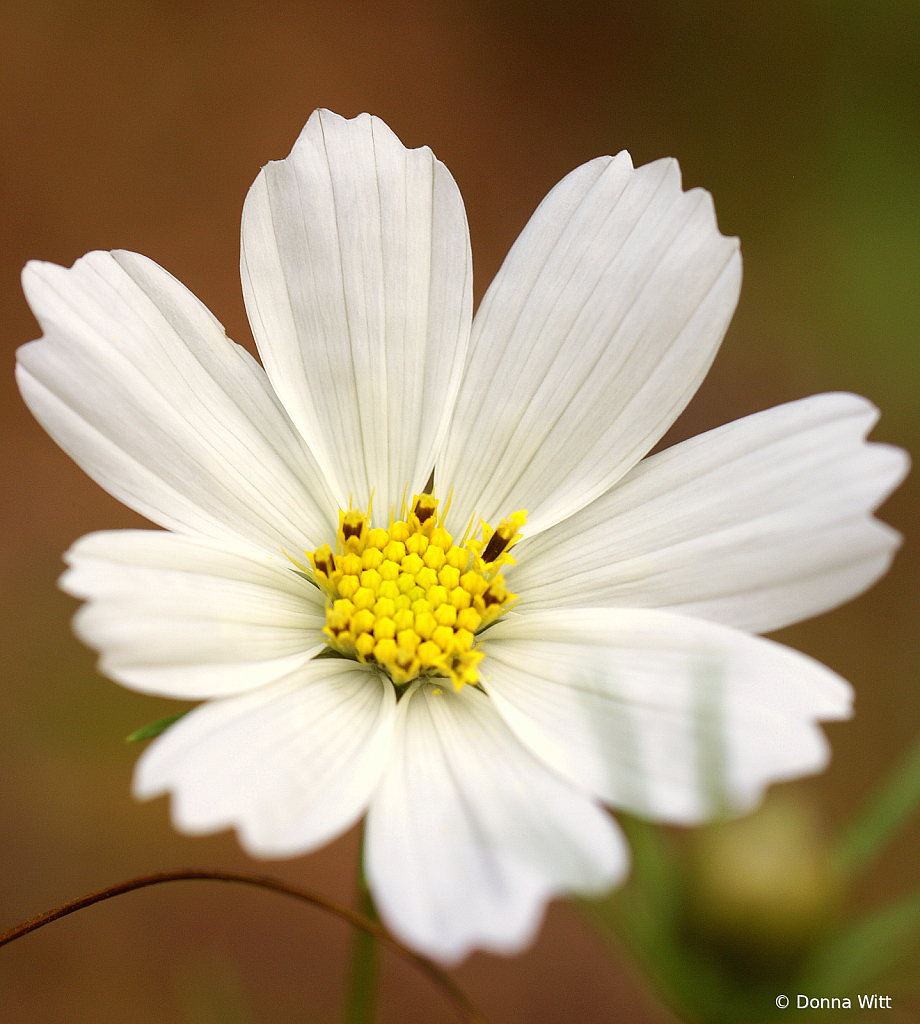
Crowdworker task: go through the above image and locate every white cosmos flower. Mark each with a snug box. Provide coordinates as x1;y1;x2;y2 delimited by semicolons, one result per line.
17;110;908;964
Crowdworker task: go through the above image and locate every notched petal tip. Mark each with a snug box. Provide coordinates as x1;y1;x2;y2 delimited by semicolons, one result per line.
837;390;911;506
131;665;396;858
364;682;627;963
482;608;854;826
439;137;745;537
629;155;742;253
241;104;473;521
288;107;438;164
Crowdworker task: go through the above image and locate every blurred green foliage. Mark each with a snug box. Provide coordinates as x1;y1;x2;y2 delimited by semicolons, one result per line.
588;729;920;1022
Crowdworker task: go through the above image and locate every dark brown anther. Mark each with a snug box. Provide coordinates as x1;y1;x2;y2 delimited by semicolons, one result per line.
342;521;363;540
414;502;436;524
315;551;335;576
481;530;510;563
422;468;435;494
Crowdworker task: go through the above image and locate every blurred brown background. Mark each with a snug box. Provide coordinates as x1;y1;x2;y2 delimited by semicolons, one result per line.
1;1;917;1022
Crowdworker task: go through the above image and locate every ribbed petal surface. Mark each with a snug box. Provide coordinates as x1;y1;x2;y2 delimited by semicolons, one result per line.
365;682;626;964
512;393;908;633
17;251;336;554
134;660;396;858
241;109;473;519
480;609;851;824
438;152;741;537
61;530;326;699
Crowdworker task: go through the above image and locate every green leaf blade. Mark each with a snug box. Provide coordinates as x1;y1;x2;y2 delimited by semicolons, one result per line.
125;710;189;743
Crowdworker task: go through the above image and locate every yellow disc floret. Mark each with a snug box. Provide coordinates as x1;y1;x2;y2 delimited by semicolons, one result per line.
306;488;525;691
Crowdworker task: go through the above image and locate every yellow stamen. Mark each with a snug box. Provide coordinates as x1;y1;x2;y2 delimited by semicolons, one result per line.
306;487;526;691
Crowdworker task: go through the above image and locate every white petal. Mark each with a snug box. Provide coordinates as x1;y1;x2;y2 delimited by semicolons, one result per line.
480;608;852;825
364;682;626;964
241;109;473;519
134;660;395;858
61;530;326;699
17;251;337;554
513;393;908;633
438;152;741;537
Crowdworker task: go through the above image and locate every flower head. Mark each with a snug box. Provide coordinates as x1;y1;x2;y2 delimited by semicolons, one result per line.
17;110;908;963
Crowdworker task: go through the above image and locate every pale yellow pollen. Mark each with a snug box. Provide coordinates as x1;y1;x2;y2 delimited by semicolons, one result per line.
307;487;525;691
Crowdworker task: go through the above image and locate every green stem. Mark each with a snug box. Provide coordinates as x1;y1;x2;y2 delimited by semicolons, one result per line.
342;851;380;1024
835;728;920;875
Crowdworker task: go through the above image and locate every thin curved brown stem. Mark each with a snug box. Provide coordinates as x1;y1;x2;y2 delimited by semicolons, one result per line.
0;869;490;1024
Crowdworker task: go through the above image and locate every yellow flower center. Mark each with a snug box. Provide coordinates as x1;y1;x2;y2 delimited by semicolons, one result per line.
302;488;526;691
